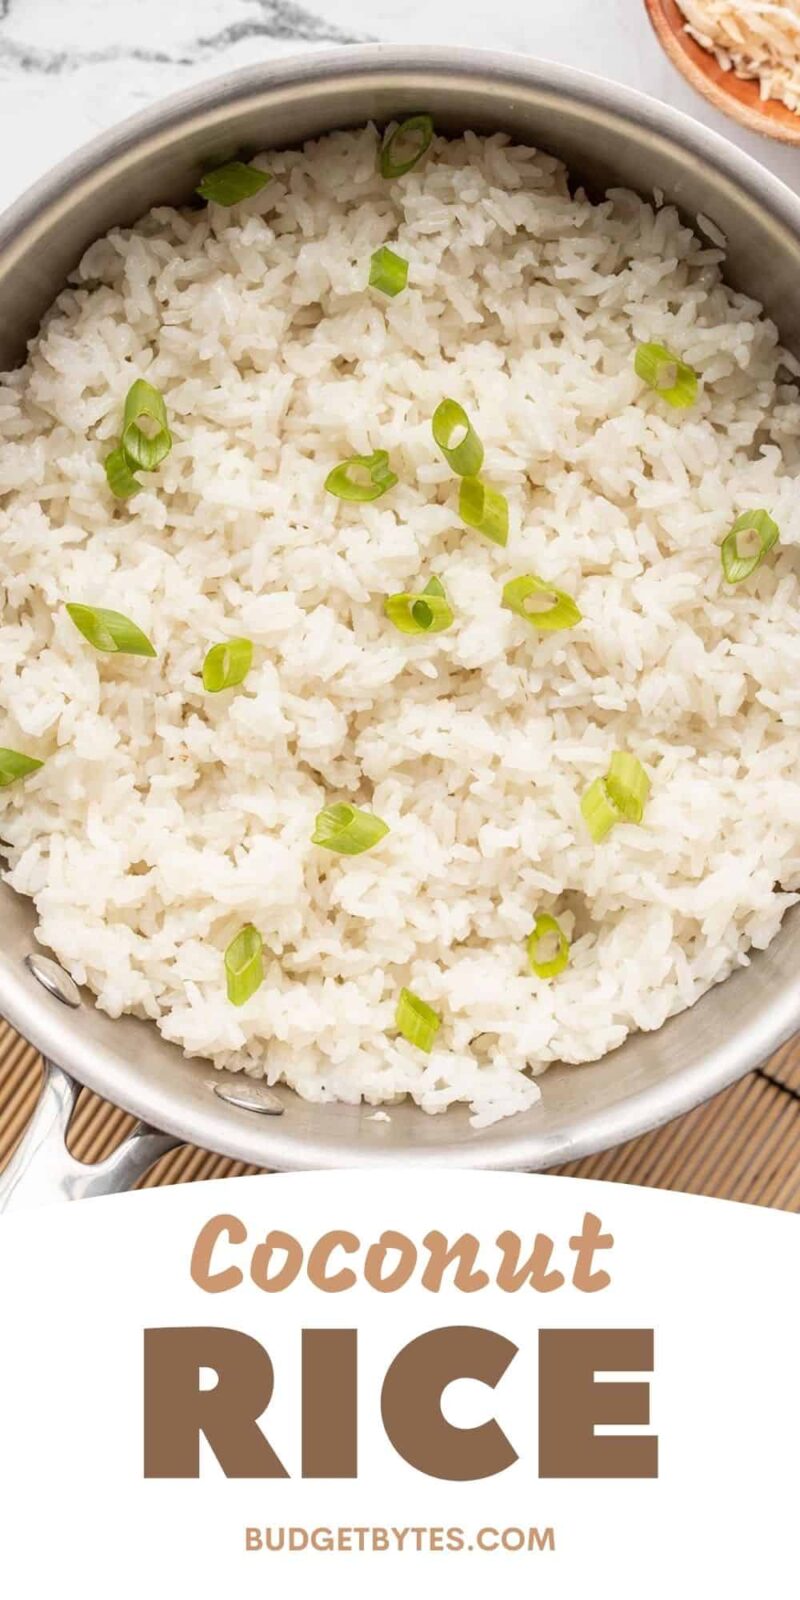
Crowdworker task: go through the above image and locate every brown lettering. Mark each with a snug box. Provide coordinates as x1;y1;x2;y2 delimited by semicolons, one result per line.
190;1214;246;1294
569;1213;614;1292
496;1230;564;1292
539;1328;657;1478
382;1325;518;1480
307;1231;359;1292
421;1232;490;1293
301;1330;357;1478
250;1230;303;1292
364;1230;418;1292
143;1327;288;1478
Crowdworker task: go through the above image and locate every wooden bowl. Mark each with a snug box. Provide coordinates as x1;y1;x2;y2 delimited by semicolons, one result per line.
645;0;800;145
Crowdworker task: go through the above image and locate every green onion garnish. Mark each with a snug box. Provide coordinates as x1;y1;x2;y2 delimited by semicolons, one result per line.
581;752;651;842
527;914;570;980
121;380;172;472
384;576;454;635
196;161;272;206
104;446;141;500
634;342;698;408
395;986;441;1053
202;637;253;693
605;752;651;823
0;748;43;788
325;450;398;503
369;246;409;298
502;574;581;632
432;399;484;477
312;802;390;855
581;778;620;843
66;603;156;657
224;924;264;1007
721;509;779;584
458;476;508;546
379;116;434;179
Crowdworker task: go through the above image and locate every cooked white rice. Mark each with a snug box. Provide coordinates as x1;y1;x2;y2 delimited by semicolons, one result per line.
1;126;799;1127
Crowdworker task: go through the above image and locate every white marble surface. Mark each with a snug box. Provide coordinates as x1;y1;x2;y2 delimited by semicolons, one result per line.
0;0;797;207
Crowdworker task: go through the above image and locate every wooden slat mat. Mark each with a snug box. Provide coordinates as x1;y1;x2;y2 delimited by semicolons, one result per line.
0;1018;797;1208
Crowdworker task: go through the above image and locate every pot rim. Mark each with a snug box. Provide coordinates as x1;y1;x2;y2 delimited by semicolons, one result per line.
3;43;800;259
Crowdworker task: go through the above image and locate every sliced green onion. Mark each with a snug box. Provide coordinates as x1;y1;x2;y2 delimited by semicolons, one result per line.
105;446;141;500
325;449;398;503
0;748;43;788
502;574;581;632
634;342;698;408
121;379;172;472
432;399;484;477
312;802;390;855
527;913;570;980
196;161;272;206
66;603;156;657
458;476;508;547
395;987;441;1053
721;509;779;584
605;751;651;823
379;115;434;180
224;924;264;1007
580;778;620;843
369;246;409;298
581;752;651;841
384;576;454;635
202;637;253;693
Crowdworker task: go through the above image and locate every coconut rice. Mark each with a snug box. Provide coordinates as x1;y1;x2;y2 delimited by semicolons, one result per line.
1;126;799;1127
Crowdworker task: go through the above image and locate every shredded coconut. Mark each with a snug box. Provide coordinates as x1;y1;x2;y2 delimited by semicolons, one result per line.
677;0;800;113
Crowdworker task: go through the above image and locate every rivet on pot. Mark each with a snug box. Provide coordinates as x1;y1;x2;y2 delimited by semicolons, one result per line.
25;953;82;1009
212;1077;284;1115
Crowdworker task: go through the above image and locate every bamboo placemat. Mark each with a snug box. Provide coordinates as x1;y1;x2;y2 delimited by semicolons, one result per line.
0;1019;797;1208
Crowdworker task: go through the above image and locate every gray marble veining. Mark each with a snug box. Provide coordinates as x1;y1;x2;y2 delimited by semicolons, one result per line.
0;0;365;77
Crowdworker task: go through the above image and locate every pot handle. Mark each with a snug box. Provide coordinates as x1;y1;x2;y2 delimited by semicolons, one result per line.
0;1060;181;1212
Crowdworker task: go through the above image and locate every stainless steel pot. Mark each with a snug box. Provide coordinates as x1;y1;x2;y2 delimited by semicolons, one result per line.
1;45;799;1204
